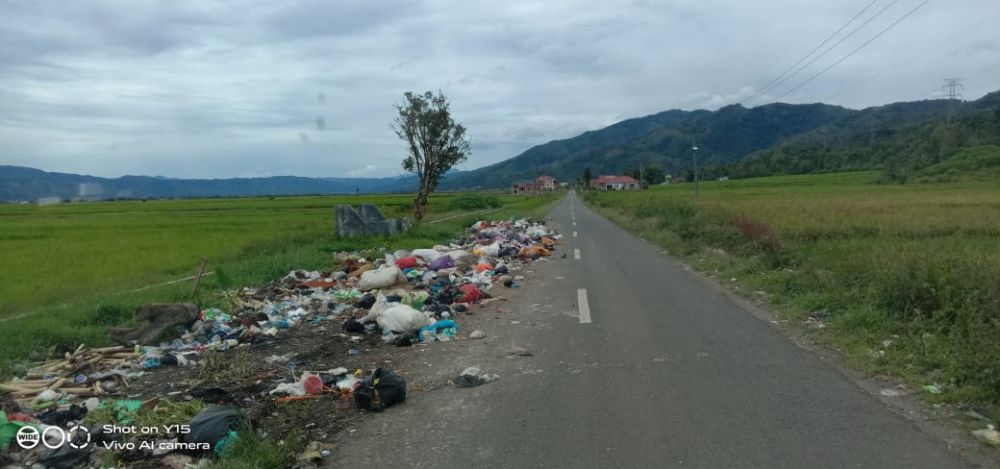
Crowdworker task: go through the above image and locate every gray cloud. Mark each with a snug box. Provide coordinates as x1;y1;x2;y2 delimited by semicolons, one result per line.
1;0;998;178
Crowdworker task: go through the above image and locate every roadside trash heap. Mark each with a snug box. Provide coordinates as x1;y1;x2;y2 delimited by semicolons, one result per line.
0;217;559;467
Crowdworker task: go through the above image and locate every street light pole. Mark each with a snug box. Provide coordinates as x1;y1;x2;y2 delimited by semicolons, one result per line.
692;145;699;200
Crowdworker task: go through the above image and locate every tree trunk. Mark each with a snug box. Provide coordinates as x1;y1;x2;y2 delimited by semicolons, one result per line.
413;191;428;221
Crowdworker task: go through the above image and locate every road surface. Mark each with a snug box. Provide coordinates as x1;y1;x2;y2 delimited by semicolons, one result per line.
332;191;974;468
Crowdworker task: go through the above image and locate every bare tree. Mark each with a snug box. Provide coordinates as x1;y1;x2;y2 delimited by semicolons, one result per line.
393;91;470;220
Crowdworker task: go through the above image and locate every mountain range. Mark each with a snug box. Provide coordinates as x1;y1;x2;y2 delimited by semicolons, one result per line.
3;90;998;202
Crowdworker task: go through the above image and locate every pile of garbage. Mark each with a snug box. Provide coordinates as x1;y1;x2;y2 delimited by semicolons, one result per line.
0;217;559;467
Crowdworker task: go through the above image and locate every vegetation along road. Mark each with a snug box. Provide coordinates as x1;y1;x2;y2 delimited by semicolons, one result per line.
333;189;986;468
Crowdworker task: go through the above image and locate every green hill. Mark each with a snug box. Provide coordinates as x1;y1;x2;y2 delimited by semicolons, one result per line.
443;90;1000;188
713;92;1000;182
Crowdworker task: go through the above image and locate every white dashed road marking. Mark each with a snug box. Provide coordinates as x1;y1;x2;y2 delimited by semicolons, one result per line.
573;231;577;238
574;248;581;260
577;289;592;324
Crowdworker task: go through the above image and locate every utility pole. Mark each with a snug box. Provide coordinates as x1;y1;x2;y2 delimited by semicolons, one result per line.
943;78;963;100
691;144;700;200
639;160;645;189
942;78;963;126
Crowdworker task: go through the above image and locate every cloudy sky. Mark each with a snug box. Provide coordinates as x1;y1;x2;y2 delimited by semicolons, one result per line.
1;0;997;179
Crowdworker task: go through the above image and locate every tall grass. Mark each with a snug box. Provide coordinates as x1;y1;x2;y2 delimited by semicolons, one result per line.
586;173;1000;415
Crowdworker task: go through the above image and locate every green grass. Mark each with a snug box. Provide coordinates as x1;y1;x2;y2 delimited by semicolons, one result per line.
585;172;1000;416
208;428;306;469
0;191;559;375
917;145;1000;183
446;192;503;211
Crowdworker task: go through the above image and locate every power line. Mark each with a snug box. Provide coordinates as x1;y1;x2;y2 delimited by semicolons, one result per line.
740;0;879;105
821;11;999;103
754;0;903;104
746;0;903;106
963;62;1000;81
773;0;932;102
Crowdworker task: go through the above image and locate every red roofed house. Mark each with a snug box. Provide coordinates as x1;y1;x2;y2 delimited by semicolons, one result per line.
513;175;558;195
590;175;640;191
536;175;556;191
511;181;539;195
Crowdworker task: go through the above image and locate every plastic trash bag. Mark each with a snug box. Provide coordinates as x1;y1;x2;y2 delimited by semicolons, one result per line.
526;226;547;240
183;405;245;446
377;304;434;334
355;368;406;412
474;242;500;257
429;255;454;271
458;284;484;303
394;257;418;269
411;249;441;262
446;249;469;261
518;246;550;258
418;319;458;342
36;445;92;469
361;292;390;323
452;367;498;388
357;267;406;291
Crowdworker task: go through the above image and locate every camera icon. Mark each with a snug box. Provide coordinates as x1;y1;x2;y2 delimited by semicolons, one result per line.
15;425;90;450
16;426;40;449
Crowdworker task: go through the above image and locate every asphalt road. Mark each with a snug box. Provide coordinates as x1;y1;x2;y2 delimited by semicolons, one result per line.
333;191;974;468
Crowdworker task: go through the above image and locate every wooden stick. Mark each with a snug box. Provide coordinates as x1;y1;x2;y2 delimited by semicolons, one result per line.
44;377;66;392
58;387;94;394
0;383;43;393
92;345;129;353
190;257;209;298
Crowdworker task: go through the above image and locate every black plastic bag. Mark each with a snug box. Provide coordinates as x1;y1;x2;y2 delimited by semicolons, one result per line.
37;404;87;426
183;405;244;445
354;368;406;412
342;318;365;333
355;293;376;309
37;445;92;469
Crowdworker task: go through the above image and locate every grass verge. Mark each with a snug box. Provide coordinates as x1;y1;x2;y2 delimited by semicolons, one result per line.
584;173;1000;420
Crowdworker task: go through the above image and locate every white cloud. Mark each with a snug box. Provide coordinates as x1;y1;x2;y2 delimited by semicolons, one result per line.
1;0;998;178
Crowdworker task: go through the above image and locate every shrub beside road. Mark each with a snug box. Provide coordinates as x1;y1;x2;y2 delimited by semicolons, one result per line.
585;172;1000;418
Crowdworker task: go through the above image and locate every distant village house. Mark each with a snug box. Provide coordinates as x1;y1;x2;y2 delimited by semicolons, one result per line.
590;175;640;191
512;175;558;195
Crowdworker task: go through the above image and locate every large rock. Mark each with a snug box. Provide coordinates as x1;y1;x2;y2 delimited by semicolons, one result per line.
107;303;200;345
335;204;411;238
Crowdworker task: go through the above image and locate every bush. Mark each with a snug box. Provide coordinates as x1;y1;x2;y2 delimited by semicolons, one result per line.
447;193;502;211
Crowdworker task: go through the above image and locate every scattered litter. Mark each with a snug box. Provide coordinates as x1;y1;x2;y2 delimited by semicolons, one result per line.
453;367;499;388
469;330;486;339
355;368;406;412
972;426;1000;446
270;381;306;396
299;440;337;462
922;384;943;395
336;375;361;392
507;346;533;357
301;373;324;395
